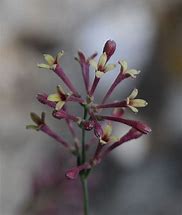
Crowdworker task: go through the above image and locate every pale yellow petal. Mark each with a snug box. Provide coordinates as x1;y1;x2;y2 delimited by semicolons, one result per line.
99;138;107;145
119;60;128;71
57;85;65;95
128;88;138;99
55;101;65;110
89;59;98;70
128;105;138;113
43;54;55;65
105;64;116;72
109;135;119;143
56;51;64;62
103;124;112;137
98;52;107;67
95;70;104;78
37;63;50;69
131;99;148;107
47;93;60;102
126;69;140;78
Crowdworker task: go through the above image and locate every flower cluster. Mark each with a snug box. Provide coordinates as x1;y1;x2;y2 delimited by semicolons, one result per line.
27;40;151;180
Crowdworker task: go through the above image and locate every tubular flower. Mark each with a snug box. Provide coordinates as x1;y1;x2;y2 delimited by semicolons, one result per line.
89;52;116;78
101;59;140;104
119;60;140;78
37;51;64;70
47;85;70;110
26;112;45;131
99;124;119;145
75;51;97;93
37;93;56;109
26;112;70;149
126;88;148;113
95;88;148;113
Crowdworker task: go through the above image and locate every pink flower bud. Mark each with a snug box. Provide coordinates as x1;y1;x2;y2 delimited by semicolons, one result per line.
66;167;80;180
82;120;95;131
37;93;56;108
94;122;104;138
66;163;91;180
103;40;116;61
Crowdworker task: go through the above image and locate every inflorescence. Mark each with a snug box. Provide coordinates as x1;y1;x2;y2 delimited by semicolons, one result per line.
27;40;151;180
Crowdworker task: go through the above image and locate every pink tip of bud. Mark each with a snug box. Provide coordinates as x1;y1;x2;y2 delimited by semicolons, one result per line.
103;40;116;60
94;122;104;138
66;167;79;180
136;122;152;134
129;129;143;139
66;163;90;180
82;120;95;131
53;110;67;119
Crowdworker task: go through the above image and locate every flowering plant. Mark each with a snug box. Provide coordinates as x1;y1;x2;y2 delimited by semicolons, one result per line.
27;40;151;215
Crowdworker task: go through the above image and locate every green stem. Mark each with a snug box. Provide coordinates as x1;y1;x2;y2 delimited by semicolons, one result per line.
81;106;88;163
80;105;89;215
81;175;89;215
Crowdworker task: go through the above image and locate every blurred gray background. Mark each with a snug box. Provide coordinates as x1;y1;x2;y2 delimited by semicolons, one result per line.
0;0;182;214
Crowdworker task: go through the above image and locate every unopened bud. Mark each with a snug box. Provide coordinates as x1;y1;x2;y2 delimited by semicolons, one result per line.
82;120;95;131
103;40;116;61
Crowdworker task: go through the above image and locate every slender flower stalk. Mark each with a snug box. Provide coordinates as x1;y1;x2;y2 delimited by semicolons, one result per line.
80;105;90;215
37;93;56;108
89;40;116;96
75;51;97;94
37;91;84;110
38;51;80;97
27;39;151;215
97;115;151;134
96;100;127;109
89;76;100;97
102;128;143;157
96;88;148;113
54;64;80;97
53;109;80;123
26;112;70;150
66;128;143;178
40;124;70;149
63;105;80;151
102;60;140;104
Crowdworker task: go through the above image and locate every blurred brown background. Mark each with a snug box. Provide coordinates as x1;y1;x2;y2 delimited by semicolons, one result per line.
0;0;182;214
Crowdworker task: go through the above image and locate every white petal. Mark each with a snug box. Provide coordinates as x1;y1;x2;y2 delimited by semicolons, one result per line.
55;101;65;110
56;51;64;62
128;88;138;99
105;64;116;72
131;99;148;107
89;59;98;70
98;52;107;67
103;124;112;137
128;105;138;113
109;136;119;144
47;93;60;102
119;60;128;71
57;85;65;95
37;63;50;69
95;70;104;78
43;54;55;65
126;69;140;78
